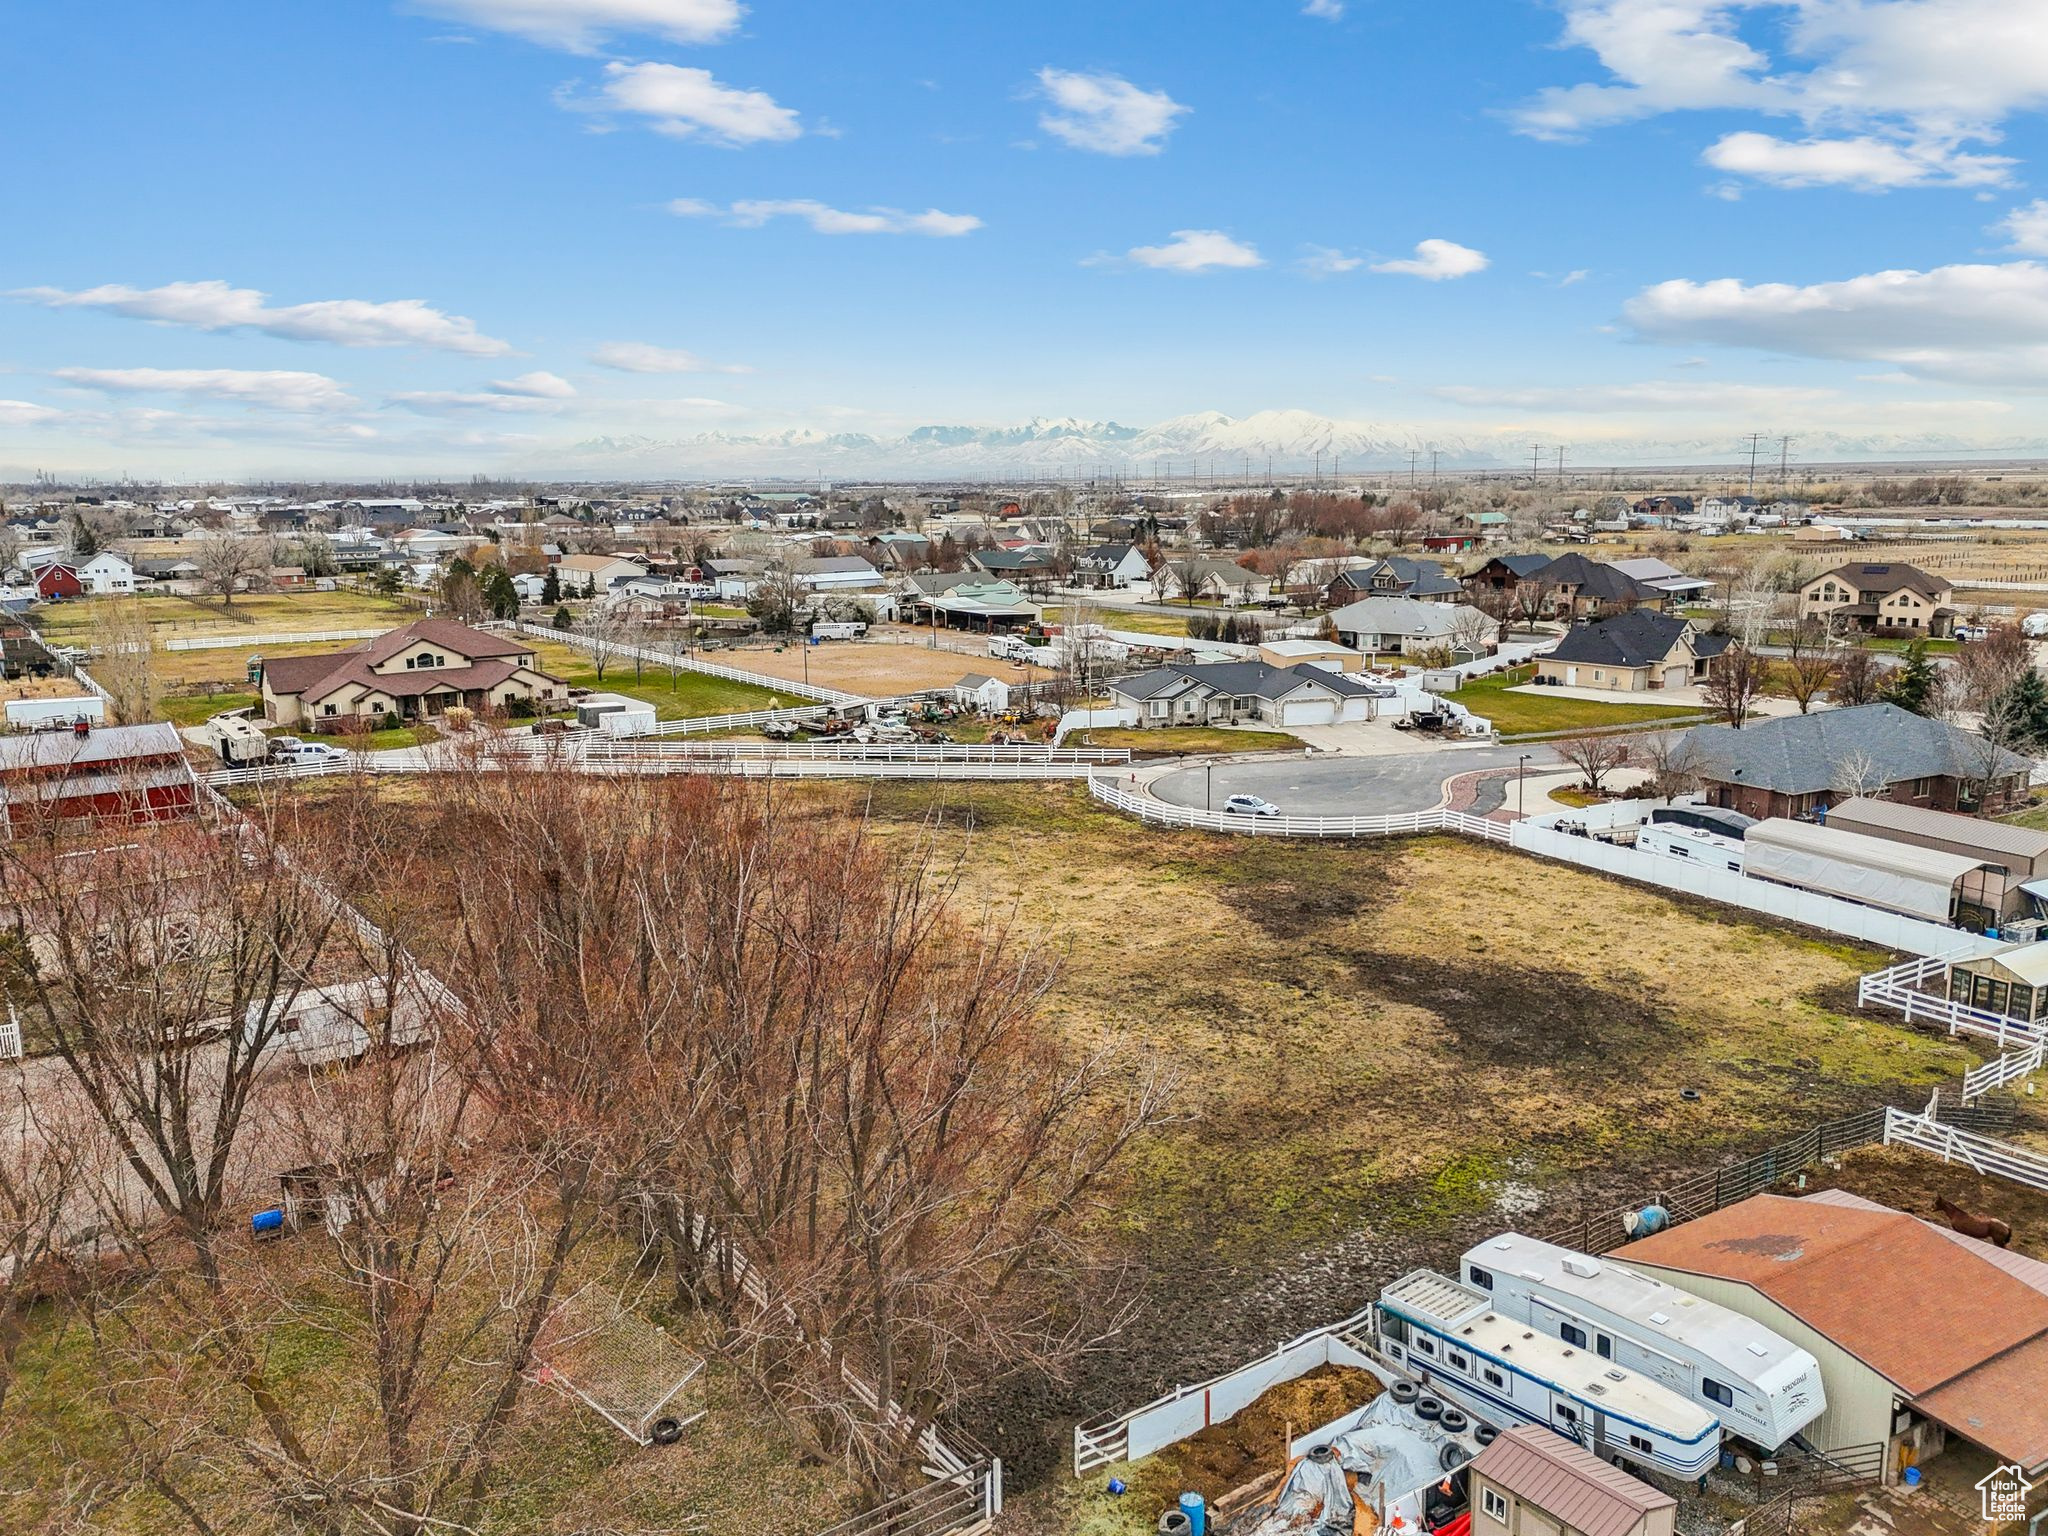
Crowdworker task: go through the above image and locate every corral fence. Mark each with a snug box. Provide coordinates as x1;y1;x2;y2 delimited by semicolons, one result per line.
584;740;1131;766
812;1458;1002;1536
1884;1106;2048;1192
1965;1041;2048;1102
1073;1306;1381;1476
1087;776;1514;844
163;627;386;651
644;704;832;736
1857;952;2046;1050
506;619;864;706
1531;1099;2018;1257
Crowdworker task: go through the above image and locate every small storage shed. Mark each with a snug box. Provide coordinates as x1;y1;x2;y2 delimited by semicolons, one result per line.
1469;1425;1676;1536
1743;818;2005;925
1947;942;2048;1023
574;693;657;738
951;674;1011;713
1825;797;2048;924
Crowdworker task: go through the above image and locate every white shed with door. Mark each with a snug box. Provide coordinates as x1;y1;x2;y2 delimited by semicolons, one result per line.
951;674;1012;713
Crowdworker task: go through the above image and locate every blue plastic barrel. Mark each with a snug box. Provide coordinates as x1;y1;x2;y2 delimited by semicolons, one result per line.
251;1207;285;1236
1178;1492;1206;1536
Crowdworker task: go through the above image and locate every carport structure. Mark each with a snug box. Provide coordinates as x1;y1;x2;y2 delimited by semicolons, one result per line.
1743;819;2005;926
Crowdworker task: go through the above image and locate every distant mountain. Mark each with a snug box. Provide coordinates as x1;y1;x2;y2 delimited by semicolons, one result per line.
523;412;2048;480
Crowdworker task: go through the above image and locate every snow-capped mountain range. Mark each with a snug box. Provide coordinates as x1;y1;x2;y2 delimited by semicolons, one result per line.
524;410;2048;479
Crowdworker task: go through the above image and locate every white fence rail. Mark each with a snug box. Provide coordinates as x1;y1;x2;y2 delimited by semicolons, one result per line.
583;758;1106;782
1074;1307;1382;1475
645;704;833;736
1086;777;1513;844
1884;1108;2048;1192
164;627;385;651
1964;1042;2047;1102
587;740;1130;765
0;1005;22;1062
509;620;863;706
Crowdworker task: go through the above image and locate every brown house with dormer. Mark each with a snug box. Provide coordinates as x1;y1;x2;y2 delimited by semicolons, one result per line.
1799;562;1956;637
259;619;564;730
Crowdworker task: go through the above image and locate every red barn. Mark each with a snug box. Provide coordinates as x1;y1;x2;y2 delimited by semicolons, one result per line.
0;722;200;834
34;564;83;600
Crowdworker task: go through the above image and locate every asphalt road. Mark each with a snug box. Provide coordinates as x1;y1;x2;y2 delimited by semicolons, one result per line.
1148;744;1560;817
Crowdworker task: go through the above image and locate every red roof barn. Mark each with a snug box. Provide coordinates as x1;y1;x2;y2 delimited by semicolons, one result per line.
0;722;199;834
34;565;83;600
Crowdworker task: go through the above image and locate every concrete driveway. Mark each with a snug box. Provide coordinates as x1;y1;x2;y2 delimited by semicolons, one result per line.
1148;743;1559;817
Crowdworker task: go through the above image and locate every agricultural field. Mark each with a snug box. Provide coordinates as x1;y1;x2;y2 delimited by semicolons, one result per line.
1046;605;1197;639
1446;666;1711;737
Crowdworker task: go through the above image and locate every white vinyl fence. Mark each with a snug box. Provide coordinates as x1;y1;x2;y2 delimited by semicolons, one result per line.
1087;777;1514;844
1964;1042;2047;1102
584;740;1130;766
1885;1107;2048;1192
164;627;386;651
645;704;833;736
509;620;863;706
1858;952;2045;1047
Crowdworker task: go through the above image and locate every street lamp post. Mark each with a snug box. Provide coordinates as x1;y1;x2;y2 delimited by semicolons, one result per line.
1517;753;1530;817
1206;761;1214;813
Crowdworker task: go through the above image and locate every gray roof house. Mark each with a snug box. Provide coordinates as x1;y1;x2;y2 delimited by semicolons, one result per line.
1109;659;1379;729
1681;702;2035;820
1535;610;1728;692
1328;596;1498;657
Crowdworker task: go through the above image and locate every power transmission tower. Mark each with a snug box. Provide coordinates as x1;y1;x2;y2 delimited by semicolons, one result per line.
1743;433;1765;498
1777;435;1795;489
1530;444;1543;481
1409;449;1420;486
1556;446;1566;482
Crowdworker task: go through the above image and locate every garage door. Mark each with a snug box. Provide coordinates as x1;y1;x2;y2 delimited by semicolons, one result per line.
1281;697;1337;726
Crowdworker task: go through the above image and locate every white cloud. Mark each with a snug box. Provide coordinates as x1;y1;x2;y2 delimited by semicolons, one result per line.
1303;0;1345;17
387;389;568;415
407;0;742;51
14;279;511;355
1514;0;2048;189
587;62;800;145
0;400;63;427
490;369;576;397
1433;380;1837;413
53;366;354;412
1035;69;1188;156
1124;230;1265;272
591;340;748;373
1624;261;2048;384
1299;245;1365;276
670;198;980;235
1999;199;2048;255
1560;269;1590;286
1371;239;1489;281
1703;130;2014;190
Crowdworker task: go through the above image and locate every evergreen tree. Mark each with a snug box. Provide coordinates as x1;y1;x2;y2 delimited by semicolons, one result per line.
551;605;574;631
70;515;99;559
541;566;561;605
1991;667;2048;753
1880;640;1938;716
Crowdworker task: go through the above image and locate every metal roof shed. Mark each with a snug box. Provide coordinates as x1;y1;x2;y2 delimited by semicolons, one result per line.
1743;818;2002;924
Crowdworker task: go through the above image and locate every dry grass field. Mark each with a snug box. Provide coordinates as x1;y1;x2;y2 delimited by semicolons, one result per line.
712;637;1054;697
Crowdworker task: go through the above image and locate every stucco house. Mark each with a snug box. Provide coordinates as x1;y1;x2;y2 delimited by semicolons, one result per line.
259;618;565;730
1108;659;1380;728
1534;611;1728;692
1799;562;1956;637
1329;595;1499;657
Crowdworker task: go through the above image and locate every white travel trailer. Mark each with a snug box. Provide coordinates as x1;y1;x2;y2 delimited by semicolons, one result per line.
1377;1269;1722;1482
1460;1233;1825;1451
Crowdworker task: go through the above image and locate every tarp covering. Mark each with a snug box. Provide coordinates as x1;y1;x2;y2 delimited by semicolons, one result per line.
1237;1394;1468;1535
1743;818;1992;923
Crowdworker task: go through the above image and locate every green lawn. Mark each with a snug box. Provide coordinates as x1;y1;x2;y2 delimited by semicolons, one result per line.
1448;666;1711;738
1047;605;1203;638
156;689;257;726
529;640;786;720
1081;726;1300;756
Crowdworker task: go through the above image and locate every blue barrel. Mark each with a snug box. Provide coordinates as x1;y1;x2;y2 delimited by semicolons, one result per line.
251;1207;285;1236
1178;1492;1207;1536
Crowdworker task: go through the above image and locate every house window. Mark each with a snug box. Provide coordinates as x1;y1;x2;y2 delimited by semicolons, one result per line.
1560;1323;1587;1349
322;704;337;716
1482;1488;1508;1523
1703;1378;1735;1407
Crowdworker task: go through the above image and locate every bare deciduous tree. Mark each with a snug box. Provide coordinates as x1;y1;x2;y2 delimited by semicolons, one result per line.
1703;642;1768;728
1556;733;1634;796
1833;645;1886;707
196;535;270;607
89;597;157;724
1774;619;1836;715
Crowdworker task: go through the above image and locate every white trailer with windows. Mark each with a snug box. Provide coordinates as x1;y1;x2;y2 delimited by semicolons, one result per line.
1460;1233;1825;1451
1635;822;1744;873
1376;1270;1723;1482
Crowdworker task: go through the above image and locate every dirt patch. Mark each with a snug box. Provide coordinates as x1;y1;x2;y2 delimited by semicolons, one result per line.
1216;843;1399;939
1174;1365;1381;1505
1797;1140;2048;1260
1340;949;1692;1070
713;639;1053;698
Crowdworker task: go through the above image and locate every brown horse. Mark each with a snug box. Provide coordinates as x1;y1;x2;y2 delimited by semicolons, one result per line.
1935;1194;2013;1248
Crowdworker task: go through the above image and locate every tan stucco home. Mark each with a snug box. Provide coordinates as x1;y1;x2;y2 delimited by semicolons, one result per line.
260;618;565;729
1799;561;1955;637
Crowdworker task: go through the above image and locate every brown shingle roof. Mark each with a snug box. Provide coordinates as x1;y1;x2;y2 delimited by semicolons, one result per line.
1911;1335;2048;1473
1616;1194;2048;1395
1471;1425;1674;1536
264;620;546;704
1818;562;1952;600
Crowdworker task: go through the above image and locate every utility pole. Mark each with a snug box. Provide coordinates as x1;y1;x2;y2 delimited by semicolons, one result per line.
1556;446;1565;483
1777;435;1795;489
1743;432;1765;499
1409;449;1420;486
1530;443;1543;481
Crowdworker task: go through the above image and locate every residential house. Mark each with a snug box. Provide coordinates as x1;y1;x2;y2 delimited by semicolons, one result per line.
265;565;308;590
1619;1191;2048;1485
1329;595;1499;658
259;619;566;730
133;556;204;592
76;552;136;595
793;554;883;591
970;546;1057;584
1461;552;1554;598
1631;495;1696;519
0;721;198;834
1469;1425;1676;1536
1680;702;2033;820
1534;611;1729;692
1527;552;1671;619
867;531;932;572
1073;543;1153;590
552;553;646;597
1324;556;1461;606
1155;559;1272;606
1799;562;1956;638
1700;494;1761;520
1256;639;1366;673
33;564;82;601
1109;659;1381;728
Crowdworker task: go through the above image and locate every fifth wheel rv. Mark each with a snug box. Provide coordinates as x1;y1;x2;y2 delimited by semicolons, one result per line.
1460;1233;1825;1451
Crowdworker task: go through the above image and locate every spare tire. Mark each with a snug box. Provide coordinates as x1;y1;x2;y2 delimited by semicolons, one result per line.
1441;1444;1471;1473
1390;1381;1421;1406
649;1416;685;1446
1415;1395;1444;1422
1473;1423;1499;1447
1439;1407;1470;1435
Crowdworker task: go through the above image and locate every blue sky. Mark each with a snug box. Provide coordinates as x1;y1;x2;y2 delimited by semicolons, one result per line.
8;0;2048;476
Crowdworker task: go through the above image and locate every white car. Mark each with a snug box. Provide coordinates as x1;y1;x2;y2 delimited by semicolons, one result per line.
1223;794;1281;818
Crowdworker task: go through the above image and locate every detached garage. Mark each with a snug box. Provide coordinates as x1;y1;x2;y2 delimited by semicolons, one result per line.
1742;818;2004;925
